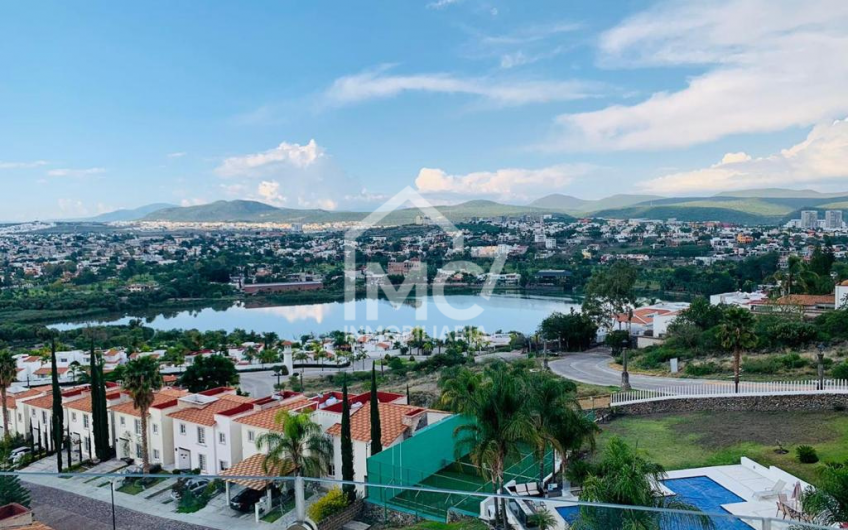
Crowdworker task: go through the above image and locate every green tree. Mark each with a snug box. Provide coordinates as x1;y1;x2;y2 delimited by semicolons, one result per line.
453;362;538;529
178;355;239;393
370;366;382;455
526;371;597;488
718;307;757;393
122;356;163;473
801;461;848;525
581;261;638;331
0;351;17;442
50;339;63;472
0;445;30;507
576;437;709;530
256;411;332;478
538;311;598;351
340;379;355;502
436;366;482;413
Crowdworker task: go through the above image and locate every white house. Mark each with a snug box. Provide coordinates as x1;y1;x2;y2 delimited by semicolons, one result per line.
110;387;188;468
168;388;254;474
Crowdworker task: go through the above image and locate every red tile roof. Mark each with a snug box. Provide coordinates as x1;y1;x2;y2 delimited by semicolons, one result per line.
110;388;188;417
235;398;314;431
167;394;254;426
326;402;425;447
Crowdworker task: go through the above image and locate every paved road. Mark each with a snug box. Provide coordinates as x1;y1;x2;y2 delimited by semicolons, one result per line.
549;351;723;391
28;483;213;530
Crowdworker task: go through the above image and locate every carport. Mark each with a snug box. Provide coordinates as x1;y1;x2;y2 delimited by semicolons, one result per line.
220;454;290;523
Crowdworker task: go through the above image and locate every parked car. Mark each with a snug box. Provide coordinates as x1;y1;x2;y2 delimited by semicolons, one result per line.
171;478;211;501
229;485;266;512
115;465;142;487
9;447;30;465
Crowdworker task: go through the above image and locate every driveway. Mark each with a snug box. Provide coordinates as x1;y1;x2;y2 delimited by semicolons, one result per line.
548;351;725;391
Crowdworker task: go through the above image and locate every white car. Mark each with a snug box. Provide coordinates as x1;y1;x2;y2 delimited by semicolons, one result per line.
9;447;31;465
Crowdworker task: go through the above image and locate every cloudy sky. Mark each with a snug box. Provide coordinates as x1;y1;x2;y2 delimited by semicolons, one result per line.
2;0;848;220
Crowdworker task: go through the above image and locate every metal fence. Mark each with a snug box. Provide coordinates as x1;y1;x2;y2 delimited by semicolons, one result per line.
0;470;839;530
611;378;848;406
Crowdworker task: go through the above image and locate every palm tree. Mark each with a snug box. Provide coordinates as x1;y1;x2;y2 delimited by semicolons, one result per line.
411;327;426;355
122;356;163;473
0;350;18;441
576;437;710;530
256;411;332;478
801;462;848;525
526;372;598;487
436;366;481;413
717;307;757;393
294;350;309;378
453;363;537;529
243;345;258;364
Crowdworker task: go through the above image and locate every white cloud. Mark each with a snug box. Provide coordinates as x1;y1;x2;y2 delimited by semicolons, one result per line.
638;118;848;194
180;198;207;207
549;0;848;151
47;167;106;177
215;140;323;177
167;152;187;159
57;199;89;217
0;160;48;170
415;163;594;201
324;64;598;107
427;0;461;9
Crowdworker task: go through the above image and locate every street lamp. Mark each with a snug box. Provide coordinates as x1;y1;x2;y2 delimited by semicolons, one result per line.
817;342;826;391
621;337;632;391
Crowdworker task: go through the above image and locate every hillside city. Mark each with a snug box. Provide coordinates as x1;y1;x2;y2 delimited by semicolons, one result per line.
4;1;848;530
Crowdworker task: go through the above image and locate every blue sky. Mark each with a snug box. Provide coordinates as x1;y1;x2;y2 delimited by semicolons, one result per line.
2;0;848;221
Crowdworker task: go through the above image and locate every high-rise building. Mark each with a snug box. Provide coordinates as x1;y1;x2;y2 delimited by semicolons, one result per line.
800;210;818;229
825;210;843;229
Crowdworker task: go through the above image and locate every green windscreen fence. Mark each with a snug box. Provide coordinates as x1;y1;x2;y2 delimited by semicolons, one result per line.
366;414;554;521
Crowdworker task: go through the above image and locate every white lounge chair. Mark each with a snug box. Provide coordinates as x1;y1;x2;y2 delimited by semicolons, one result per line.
754;480;787;500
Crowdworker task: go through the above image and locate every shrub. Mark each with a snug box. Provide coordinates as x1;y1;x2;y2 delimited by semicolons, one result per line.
796;445;819;464
832;361;848;380
307;487;350;522
777;352;809;370
742;356;780;374
685;362;721;376
565;458;595;486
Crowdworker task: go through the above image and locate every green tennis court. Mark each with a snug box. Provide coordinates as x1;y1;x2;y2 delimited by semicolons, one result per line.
367;416;556;521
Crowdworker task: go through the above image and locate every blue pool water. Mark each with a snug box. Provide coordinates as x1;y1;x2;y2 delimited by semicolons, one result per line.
556;476;751;529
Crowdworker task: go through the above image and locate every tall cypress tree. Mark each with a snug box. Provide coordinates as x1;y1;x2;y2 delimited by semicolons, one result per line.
50;338;63;472
88;340;100;460
370;366;382;455
340;378;355;502
97;353;110;459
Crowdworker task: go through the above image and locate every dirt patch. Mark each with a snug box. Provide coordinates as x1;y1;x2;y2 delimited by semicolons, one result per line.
667;411;841;448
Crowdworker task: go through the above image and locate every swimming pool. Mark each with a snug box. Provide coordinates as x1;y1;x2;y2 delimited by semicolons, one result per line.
555;475;751;529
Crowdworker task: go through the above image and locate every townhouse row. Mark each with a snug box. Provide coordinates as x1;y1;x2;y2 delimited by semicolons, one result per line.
1;383;450;487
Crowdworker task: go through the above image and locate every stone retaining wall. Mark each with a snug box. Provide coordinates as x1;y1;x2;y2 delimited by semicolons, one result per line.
613;393;848;415
360;502;424;528
317;499;363;530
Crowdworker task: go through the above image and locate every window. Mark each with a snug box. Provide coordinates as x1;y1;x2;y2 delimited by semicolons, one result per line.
218;432;226;445
136;444;143;458
197;427;205;445
134;419;141;435
120;416;125;426
152;423;159;435
153;449;160;460
83;415;89;428
248;430;255;442
219;460;228;471
41;411;46;423
179;423;186;435
84;438;91;452
198;454;207;472
71;412;77;422
17;413;21;422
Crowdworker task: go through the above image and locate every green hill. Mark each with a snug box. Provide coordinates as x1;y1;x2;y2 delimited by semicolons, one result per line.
530;193;663;214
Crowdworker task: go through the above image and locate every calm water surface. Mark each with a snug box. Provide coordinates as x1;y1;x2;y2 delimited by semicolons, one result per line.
52;294;579;338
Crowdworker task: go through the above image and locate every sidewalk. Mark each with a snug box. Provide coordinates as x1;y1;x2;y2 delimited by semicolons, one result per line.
19;456;270;530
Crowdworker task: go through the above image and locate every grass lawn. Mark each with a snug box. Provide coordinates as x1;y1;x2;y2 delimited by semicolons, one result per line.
599;410;848;484
117;477;166;495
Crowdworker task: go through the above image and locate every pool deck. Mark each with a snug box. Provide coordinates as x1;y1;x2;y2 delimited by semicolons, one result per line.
664;458;810;528
546;457;809;530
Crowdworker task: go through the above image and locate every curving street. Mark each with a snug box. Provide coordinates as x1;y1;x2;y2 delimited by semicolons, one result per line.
548;350;725;391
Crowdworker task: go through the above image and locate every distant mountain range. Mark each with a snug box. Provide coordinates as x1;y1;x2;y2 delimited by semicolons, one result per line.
66;188;848;226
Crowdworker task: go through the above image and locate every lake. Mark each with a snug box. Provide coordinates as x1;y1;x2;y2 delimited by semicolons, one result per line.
51;294;580;338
